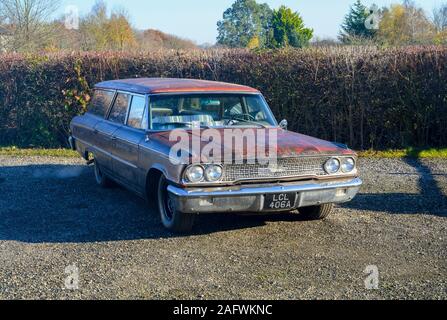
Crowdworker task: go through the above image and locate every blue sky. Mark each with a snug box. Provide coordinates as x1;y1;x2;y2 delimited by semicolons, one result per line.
58;0;443;44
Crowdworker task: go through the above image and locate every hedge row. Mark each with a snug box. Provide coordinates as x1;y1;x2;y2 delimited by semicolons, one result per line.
0;47;446;149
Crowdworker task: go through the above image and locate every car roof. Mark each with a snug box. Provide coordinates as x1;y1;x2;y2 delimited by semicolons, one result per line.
94;78;260;95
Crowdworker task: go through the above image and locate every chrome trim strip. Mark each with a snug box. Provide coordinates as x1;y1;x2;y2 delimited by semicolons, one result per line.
109;152;139;169
138;144;172;160
180;172;359;187
168;177;362;198
74;136;113;159
113;135;142;147
75;136;138;169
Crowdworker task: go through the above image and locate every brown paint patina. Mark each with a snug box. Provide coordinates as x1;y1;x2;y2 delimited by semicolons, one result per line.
96;78;259;95
150;128;354;163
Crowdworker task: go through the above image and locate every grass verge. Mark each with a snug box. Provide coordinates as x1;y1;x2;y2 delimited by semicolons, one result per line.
358;148;447;158
0;147;78;157
1;147;447;159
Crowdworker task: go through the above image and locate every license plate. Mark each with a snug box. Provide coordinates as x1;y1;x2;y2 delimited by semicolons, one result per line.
264;193;297;210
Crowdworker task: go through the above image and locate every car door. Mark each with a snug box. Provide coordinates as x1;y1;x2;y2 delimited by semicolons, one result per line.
96;91;130;174
112;94;147;190
89;89;117;171
72;89;115;149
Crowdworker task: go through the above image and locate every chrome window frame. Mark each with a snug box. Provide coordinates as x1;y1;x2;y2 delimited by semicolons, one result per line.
106;90;133;125
125;93;148;131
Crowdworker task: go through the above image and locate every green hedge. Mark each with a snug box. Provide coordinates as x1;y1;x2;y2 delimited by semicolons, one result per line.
0;47;446;149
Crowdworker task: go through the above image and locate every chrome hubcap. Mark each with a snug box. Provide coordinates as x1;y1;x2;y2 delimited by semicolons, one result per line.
167;197;175;215
164;193;174;220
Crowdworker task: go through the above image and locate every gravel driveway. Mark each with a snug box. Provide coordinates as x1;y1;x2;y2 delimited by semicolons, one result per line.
0;156;446;299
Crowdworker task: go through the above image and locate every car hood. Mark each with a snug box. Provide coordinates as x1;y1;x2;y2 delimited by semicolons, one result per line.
149;128;355;163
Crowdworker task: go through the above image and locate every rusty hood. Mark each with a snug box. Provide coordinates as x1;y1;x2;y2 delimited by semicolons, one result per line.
149;128;355;163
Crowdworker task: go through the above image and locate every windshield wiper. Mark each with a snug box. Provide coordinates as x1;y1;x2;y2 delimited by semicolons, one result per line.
226;118;267;128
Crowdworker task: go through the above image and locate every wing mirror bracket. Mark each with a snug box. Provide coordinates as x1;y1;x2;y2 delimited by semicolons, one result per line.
279;119;288;130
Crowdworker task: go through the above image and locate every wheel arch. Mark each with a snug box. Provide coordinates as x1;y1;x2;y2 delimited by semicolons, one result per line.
145;166;165;200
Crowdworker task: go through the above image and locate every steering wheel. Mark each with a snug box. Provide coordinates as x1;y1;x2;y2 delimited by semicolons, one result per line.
229;113;256;122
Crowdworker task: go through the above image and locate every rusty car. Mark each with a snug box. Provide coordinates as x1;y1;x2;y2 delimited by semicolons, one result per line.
69;78;362;232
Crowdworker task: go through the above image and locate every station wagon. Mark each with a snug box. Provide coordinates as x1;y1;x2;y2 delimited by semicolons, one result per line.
69;78;362;232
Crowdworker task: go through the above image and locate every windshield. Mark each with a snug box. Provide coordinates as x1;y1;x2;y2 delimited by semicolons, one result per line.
149;94;277;130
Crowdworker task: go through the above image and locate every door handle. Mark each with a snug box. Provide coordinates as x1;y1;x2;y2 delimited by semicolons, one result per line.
93;129;99;134
111;136;117;141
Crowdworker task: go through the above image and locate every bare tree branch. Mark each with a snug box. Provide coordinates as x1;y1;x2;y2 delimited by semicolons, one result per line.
0;0;60;51
433;3;447;31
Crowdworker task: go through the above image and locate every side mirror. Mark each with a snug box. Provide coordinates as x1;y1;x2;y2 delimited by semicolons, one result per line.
279;119;288;130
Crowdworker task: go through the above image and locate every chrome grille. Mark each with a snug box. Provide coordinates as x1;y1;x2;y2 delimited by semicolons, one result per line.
222;157;330;182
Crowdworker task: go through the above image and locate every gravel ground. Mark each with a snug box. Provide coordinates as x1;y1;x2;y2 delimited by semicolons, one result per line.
0;156;446;300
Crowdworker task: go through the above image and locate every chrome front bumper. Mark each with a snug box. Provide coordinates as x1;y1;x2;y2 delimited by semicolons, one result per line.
168;177;362;214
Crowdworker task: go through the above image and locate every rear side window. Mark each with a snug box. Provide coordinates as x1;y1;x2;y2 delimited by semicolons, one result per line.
88;90;115;117
127;96;147;129
108;93;131;124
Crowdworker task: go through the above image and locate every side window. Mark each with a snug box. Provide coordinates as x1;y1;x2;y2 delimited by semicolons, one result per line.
108;93;130;124
88;90;114;117
127;96;146;129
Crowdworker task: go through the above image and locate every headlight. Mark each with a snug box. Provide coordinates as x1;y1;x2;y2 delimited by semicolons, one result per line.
185;165;204;183
324;158;340;174
341;157;355;173
205;165;223;182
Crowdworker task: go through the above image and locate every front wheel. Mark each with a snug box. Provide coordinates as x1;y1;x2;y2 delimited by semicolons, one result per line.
157;175;195;233
299;203;333;220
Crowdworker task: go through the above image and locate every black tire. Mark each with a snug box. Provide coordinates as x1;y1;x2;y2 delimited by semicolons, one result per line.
157;175;195;233
93;159;114;188
299;203;333;220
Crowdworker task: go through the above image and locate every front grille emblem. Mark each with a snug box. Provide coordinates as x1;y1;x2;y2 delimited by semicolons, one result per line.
258;165;287;175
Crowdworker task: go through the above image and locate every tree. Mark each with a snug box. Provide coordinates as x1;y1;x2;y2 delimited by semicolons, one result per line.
267;5;313;48
79;1;136;51
433;3;447;44
433;3;447;32
44;19;81;51
0;0;61;52
137;29;197;50
403;0;435;43
79;0;109;50
246;35;260;49
339;0;376;44
217;0;272;48
378;3;435;45
107;9;137;51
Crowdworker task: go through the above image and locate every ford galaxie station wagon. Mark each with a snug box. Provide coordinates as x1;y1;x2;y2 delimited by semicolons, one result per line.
69;78;362;232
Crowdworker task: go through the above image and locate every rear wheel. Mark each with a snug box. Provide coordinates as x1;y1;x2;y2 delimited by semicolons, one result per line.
299;203;333;220
157;175;195;233
93;159;114;188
